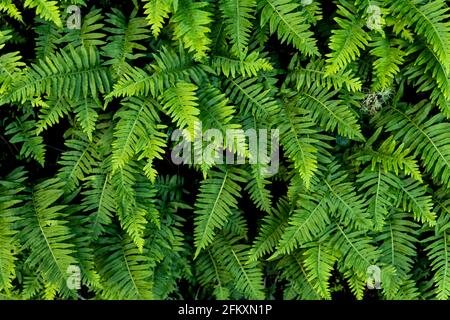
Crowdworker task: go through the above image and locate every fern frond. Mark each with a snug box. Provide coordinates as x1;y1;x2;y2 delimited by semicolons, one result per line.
0;51;24;95
356;167;398;231
344;269;365;300
96;231;153;299
375;101;450;188
195;85;245;175
331;224;378;277
35;98;69;133
194;166;247;256
34;18;61;60
102;8;149;78
171;0;212;60
19;178;77;296
286;56;362;92
215;233;265;299
0;168;26;291
3;45;111;104
57;134;99;194
65;204;102;290
293;84;363;140
392;276;420;300
107;47;208;99
425;228;450;300
142;0;173;38
395;177;435;226
74;97;100;140
275;101;320;189
377;210;419;298
161;81;200;140
245;162;273;213
370;35;406;91
82;165;115;240
112;162;147;251
0;0;23;22
5;111;46;166
323;165;371;231
325;1;370;74
405;41;450;115
146;208;189;299
23;0;62;27
195;248;231;299
353;129;422;182
223;76;280;118
239;112;275;212
111;96;160;172
387;0;450;73
198;85;240;136
273;193;329;257
259;0;318;56
138;127;167;183
302;242;337;300
59;8;105;48
277;251;322;300
0;29;12;46
220;0;256;58
249;197;290;261
212;51;273;78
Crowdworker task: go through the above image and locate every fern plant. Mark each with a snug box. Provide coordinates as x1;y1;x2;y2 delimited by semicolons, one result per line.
1;0;450;301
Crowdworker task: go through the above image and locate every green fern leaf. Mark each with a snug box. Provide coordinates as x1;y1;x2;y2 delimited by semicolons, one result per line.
375;101;450;189
111;96;161;172
425;229;450;300
0;52;23;96
387;0;450;73
108;47;208;99
223;76;281;118
325;1;370;74
23;0;62;27
143;0;173;38
220;0;256;58
161;81;200;140
377;211;419;298
57;135;99;194
276;101;320;189
302;242;337;300
370;35;406;91
82;168;115;240
74;98;100;141
212;51;273;78
59;8;106;48
34;18;61;60
293;84;363;140
112;163;148;251
0;168;26;291
3;45;111;104
19;178;77;296
194;166;247;256
96;231;153;299
286;56;362;92
273;193;329;257
171;0;212;60
396;177;435;226
5;111;46;166
102;9;149;78
259;0;318;56
249;198;290;261
0;0;23;22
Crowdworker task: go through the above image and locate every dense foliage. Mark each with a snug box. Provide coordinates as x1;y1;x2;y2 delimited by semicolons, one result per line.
1;0;450;300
